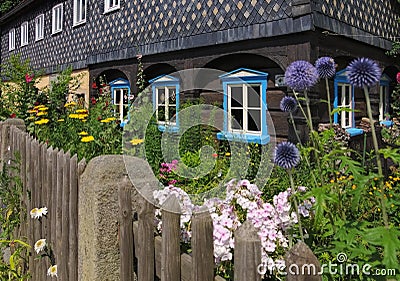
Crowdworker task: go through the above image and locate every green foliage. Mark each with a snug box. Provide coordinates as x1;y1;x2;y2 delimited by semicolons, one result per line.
0;158;30;280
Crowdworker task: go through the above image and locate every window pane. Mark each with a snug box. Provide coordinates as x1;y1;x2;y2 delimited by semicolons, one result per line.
157;88;165;104
114;89;121;104
248;109;261;132
230;86;243;107
248;84;261;107
231;109;243;130
168;87;176;105
168;106;176;121
158;106;166;122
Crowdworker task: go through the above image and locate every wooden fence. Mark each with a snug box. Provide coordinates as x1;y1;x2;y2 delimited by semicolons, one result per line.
2;121;86;281
1;119;320;281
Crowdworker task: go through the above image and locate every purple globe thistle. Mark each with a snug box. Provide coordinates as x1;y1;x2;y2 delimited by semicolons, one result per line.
315;57;336;79
285;60;319;91
346;57;381;88
280;96;298;113
273;141;300;169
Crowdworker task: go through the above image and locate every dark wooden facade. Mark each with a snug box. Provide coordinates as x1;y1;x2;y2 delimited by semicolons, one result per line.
1;0;400;140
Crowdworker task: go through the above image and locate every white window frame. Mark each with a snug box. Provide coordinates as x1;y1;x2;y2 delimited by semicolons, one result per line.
112;88;129;123
35;14;44;41
379;84;389;121
20;21;28;46
104;0;120;13
155;86;177;125
227;83;262;135
337;83;353;128
52;4;63;34
73;0;87;26
9;29;15;51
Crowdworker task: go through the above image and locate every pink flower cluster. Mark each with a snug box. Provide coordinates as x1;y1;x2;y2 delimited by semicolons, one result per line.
153;179;314;276
159;160;179;185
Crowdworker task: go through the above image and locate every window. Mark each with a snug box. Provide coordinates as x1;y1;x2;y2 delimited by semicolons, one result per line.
21;22;28;46
104;0;120;13
335;83;353;128
150;75;180;132
73;0;86;26
379;74;391;122
228;84;262;133
217;68;270;144
35;14;44;41
109;78;131;127
52;4;63;34
9;29;15;51
333;69;363;136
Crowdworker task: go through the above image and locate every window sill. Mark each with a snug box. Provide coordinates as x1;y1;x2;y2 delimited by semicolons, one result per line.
103;6;120;14
158;124;179;133
51;30;62;35
35;37;44;42
73;20;86;28
216;132;269;144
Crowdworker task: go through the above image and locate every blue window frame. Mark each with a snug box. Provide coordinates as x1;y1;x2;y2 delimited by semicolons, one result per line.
149;75;180;132
216;68;269;144
334;69;355;129
379;74;391;123
109;78;131;127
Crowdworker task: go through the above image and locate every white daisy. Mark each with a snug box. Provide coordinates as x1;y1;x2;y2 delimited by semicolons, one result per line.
30;208;39;219
47;265;57;277
38;207;48;217
34;239;46;254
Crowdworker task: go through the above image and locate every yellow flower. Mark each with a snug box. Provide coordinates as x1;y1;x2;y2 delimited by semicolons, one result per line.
81;136;95;143
27;116;35;121
351;185;356;190
377;208;381;212
130;139;144;145
37;111;47;116
33;105;45;110
47;265;57;277
369;192;373;195
57;119;65;122
225;152;231;157
76;109;88;113
34;119;49;125
330;179;335;183
27;109;37;114
69;113;79;119
373;186;376;190
78;114;88;119
373;177;378;181
100;117;116;123
107;117;116;121
38;107;48;111
389;176;393;179
78;131;88;136
391;204;395;208
64;102;77;107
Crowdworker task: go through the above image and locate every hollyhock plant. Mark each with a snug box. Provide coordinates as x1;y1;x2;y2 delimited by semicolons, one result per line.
396;72;400;84
25;73;34;83
284;60;318;91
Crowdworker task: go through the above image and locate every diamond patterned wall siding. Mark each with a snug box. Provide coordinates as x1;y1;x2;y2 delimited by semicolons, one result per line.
1;0;291;72
315;0;400;40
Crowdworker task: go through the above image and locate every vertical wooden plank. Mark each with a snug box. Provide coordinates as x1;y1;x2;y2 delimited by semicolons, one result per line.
233;221;261;281
33;141;42;281
138;199;155;281
19;131;27;238
40;143;48;281
161;196;181;281
191;209;214;281
56;150;64;280
51;148;58;273
45;147;53;281
68;155;78;281
119;177;134;281
61;152;70;281
25;135;33;278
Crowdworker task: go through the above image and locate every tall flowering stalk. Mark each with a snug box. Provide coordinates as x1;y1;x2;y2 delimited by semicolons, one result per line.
273;142;304;241
315;57;336;126
346;57;388;228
